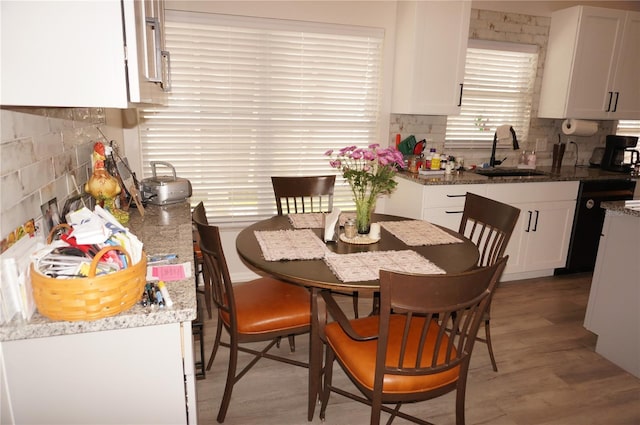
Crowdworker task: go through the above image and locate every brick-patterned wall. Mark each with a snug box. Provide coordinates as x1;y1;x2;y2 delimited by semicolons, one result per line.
389;8;616;169
0;107;106;240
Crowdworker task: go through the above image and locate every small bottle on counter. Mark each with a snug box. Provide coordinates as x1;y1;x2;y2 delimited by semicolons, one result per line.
528;150;537;167
440;154;447;170
430;149;440;170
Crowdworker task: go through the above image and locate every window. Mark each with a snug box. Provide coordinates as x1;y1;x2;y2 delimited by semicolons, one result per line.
617;120;640;140
138;11;384;226
445;40;538;148
617;120;640;162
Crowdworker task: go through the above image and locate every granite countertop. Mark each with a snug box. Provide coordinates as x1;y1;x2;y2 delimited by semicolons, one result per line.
601;200;640;218
0;202;197;342
399;165;635;186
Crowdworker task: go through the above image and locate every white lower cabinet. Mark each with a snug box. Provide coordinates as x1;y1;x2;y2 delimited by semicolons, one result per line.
584;210;640;378
486;181;579;280
386;178;579;281
1;322;196;425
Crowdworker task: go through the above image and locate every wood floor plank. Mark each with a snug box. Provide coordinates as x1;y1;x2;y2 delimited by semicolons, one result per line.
195;272;640;424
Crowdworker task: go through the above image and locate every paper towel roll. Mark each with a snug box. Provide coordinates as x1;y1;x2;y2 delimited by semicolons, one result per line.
562;119;598;136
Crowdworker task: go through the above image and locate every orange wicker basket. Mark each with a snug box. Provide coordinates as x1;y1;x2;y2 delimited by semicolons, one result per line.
31;233;146;321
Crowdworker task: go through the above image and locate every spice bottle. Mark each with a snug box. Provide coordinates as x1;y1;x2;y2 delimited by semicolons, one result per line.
430;149;440;170
440;154;447;170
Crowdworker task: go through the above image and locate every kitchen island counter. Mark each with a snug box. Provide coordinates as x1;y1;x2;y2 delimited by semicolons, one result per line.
600;200;640;218
584;200;640;378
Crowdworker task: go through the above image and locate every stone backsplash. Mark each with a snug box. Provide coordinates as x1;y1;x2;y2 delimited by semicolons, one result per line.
0;107;106;241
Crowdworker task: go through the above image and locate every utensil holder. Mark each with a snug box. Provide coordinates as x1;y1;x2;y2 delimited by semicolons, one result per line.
552;143;566;169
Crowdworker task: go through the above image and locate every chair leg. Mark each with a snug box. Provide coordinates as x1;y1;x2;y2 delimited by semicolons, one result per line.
217;334;238;423
352;291;359;319
207;318;223;371
287;335;296;352
319;348;335;420
455;372;468;425
202;268;212;319
276;335;297;352
484;318;498;372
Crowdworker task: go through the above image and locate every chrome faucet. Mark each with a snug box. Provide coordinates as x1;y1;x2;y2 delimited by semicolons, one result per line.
490;126;520;167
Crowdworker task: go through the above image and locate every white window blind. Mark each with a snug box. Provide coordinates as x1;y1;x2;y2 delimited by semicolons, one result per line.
445;40;538;148
138;11;384;226
617;120;640;140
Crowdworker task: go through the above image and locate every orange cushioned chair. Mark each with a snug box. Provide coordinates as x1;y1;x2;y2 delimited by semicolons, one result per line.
318;257;508;425
193;208;311;423
458;192;520;371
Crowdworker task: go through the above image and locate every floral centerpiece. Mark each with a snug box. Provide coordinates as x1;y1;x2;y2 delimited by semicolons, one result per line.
326;144;405;234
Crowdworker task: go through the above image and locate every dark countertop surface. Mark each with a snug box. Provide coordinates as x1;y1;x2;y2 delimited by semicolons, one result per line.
602;200;640;218
399;165;635;186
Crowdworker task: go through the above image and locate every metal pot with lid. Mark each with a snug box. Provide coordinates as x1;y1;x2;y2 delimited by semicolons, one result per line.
140;161;192;205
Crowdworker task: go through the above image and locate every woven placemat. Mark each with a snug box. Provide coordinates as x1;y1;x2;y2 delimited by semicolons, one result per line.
254;229;328;261
323;250;445;282
380;220;462;246
288;212;356;229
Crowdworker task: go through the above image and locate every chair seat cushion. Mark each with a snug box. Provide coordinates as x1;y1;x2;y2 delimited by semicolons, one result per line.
221;277;311;335
325;315;460;395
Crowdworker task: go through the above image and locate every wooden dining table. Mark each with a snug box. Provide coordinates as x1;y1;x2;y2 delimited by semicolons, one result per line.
235;212;480;421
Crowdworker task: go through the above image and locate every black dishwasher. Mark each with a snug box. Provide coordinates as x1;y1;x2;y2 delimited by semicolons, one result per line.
557;179;636;274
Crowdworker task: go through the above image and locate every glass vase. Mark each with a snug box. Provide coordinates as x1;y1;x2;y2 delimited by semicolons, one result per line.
355;197;376;235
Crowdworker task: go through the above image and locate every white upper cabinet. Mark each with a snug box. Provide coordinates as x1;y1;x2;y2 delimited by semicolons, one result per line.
538;6;640;120
0;0;169;108
391;1;471;115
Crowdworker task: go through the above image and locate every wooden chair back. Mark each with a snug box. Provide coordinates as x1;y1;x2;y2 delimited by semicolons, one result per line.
192;201;208;225
271;175;336;215
319;257;508;424
459;192;520;267
376;257;507;423
193;213;234;325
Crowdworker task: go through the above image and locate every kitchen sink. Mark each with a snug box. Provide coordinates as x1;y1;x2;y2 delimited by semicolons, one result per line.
472;167;548;178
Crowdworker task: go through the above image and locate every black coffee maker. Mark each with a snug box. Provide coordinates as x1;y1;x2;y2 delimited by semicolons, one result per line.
601;135;639;172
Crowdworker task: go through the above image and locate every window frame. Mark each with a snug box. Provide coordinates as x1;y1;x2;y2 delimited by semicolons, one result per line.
137;11;385;226
445;39;539;149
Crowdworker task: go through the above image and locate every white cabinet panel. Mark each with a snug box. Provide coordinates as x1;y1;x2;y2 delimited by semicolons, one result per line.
391;1;470;115
487;182;578;279
0;0;169;108
584;211;640;378
503;200;576;274
538;6;640;119
2;323;190;424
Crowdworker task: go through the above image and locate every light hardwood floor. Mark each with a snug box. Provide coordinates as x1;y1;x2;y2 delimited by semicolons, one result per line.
195;272;640;424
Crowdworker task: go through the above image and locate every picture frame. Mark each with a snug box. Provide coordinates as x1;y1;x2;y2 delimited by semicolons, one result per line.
40;198;61;236
61;193;94;223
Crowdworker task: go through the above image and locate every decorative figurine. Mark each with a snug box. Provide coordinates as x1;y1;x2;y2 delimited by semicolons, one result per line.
85;142;130;224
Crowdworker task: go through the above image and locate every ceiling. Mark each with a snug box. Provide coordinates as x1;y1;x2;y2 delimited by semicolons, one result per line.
472;1;640;17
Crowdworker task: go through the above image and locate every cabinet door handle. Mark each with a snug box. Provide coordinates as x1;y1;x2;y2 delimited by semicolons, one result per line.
613;91;619;112
526;210;532;232
532;210;539;232
145;17;163;83
446;194;466;198
606;91;613;112
161;50;171;92
445;210;464;214
457;83;464;107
